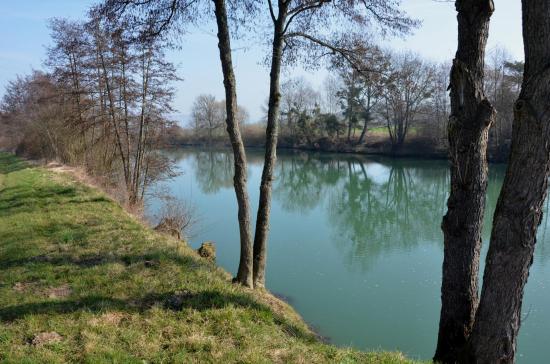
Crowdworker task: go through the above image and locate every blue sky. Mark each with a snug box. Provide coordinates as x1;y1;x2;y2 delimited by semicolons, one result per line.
0;0;523;124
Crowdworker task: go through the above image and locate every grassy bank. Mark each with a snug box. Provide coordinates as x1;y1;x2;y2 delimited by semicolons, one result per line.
0;153;420;363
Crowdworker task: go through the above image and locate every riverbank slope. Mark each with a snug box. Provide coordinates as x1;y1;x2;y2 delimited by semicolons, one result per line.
0;153;420;363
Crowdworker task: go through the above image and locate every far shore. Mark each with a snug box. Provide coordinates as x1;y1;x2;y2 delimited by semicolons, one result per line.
165;137;510;164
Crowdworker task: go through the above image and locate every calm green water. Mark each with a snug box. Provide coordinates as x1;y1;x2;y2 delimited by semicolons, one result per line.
146;148;550;363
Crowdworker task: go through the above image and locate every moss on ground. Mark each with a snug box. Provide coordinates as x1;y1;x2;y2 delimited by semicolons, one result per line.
0;152;421;363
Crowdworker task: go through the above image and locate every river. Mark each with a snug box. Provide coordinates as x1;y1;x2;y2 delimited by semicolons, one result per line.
145;147;550;363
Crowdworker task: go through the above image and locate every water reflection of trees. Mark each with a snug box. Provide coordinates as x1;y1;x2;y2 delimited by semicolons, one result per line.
274;154;343;213
181;148;550;269
193;150;234;194
327;159;450;271
272;153;452;270
190;149;264;194
273;154;549;268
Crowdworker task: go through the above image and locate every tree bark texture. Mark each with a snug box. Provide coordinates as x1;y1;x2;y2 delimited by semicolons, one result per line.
212;0;254;288
435;1;496;362
466;1;550;362
252;5;287;288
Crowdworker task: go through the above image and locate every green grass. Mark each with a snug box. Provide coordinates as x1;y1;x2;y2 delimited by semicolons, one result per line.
0;152;420;363
367;126;420;137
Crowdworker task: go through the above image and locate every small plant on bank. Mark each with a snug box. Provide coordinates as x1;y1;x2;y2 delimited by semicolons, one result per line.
153;191;198;241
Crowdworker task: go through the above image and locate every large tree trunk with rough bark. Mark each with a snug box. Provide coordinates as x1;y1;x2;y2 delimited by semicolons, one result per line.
252;5;288;289
466;1;550;362
212;0;254;288
435;1;496;362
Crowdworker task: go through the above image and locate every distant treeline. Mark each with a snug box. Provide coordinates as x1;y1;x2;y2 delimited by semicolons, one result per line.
178;47;522;162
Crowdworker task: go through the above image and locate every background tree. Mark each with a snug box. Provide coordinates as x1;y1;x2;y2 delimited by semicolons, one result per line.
191;94;249;142
424;62;451;146
484;47;523;157
322;74;342;115
46;18;91;161
279;77;320;138
333;44;389;145
337;69;364;143
320;113;345;139
191;94;225;141
381;53;436;151
0;72;71;160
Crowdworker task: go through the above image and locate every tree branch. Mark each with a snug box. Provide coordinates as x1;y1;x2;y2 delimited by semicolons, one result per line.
283;0;329;35
284;31;381;77
268;0;277;23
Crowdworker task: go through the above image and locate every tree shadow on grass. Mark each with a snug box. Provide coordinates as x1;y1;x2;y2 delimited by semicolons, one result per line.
0;291;263;322
0;249;201;271
0;220;97;262
0;185;79;216
0;154;28;174
0;213;175;265
0;290;315;342
0;296;131;321
148;290;316;342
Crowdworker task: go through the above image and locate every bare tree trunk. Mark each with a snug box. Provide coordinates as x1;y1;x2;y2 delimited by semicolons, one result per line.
357;94;372;145
68;52;87;159
466;1;550;362
252;4;288;288
100;52;130;189
119;46;131;178
434;1;496;362
131;47;151;205
212;0;254;288
357;121;367;145
347;101;353;144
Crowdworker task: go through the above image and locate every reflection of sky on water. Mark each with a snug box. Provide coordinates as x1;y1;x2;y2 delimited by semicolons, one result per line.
364;162;392;185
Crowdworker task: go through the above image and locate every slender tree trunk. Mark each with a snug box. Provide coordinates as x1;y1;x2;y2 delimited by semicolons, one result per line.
466;1;550;362
347;102;353;144
68;52;87;159
434;1;496;362
120;47;131;177
212;0;254;287
100;52;130;188
357;94;372;145
386;108;395;148
357;118;368;145
131;48;151;205
94;48;109;169
252;6;287;288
